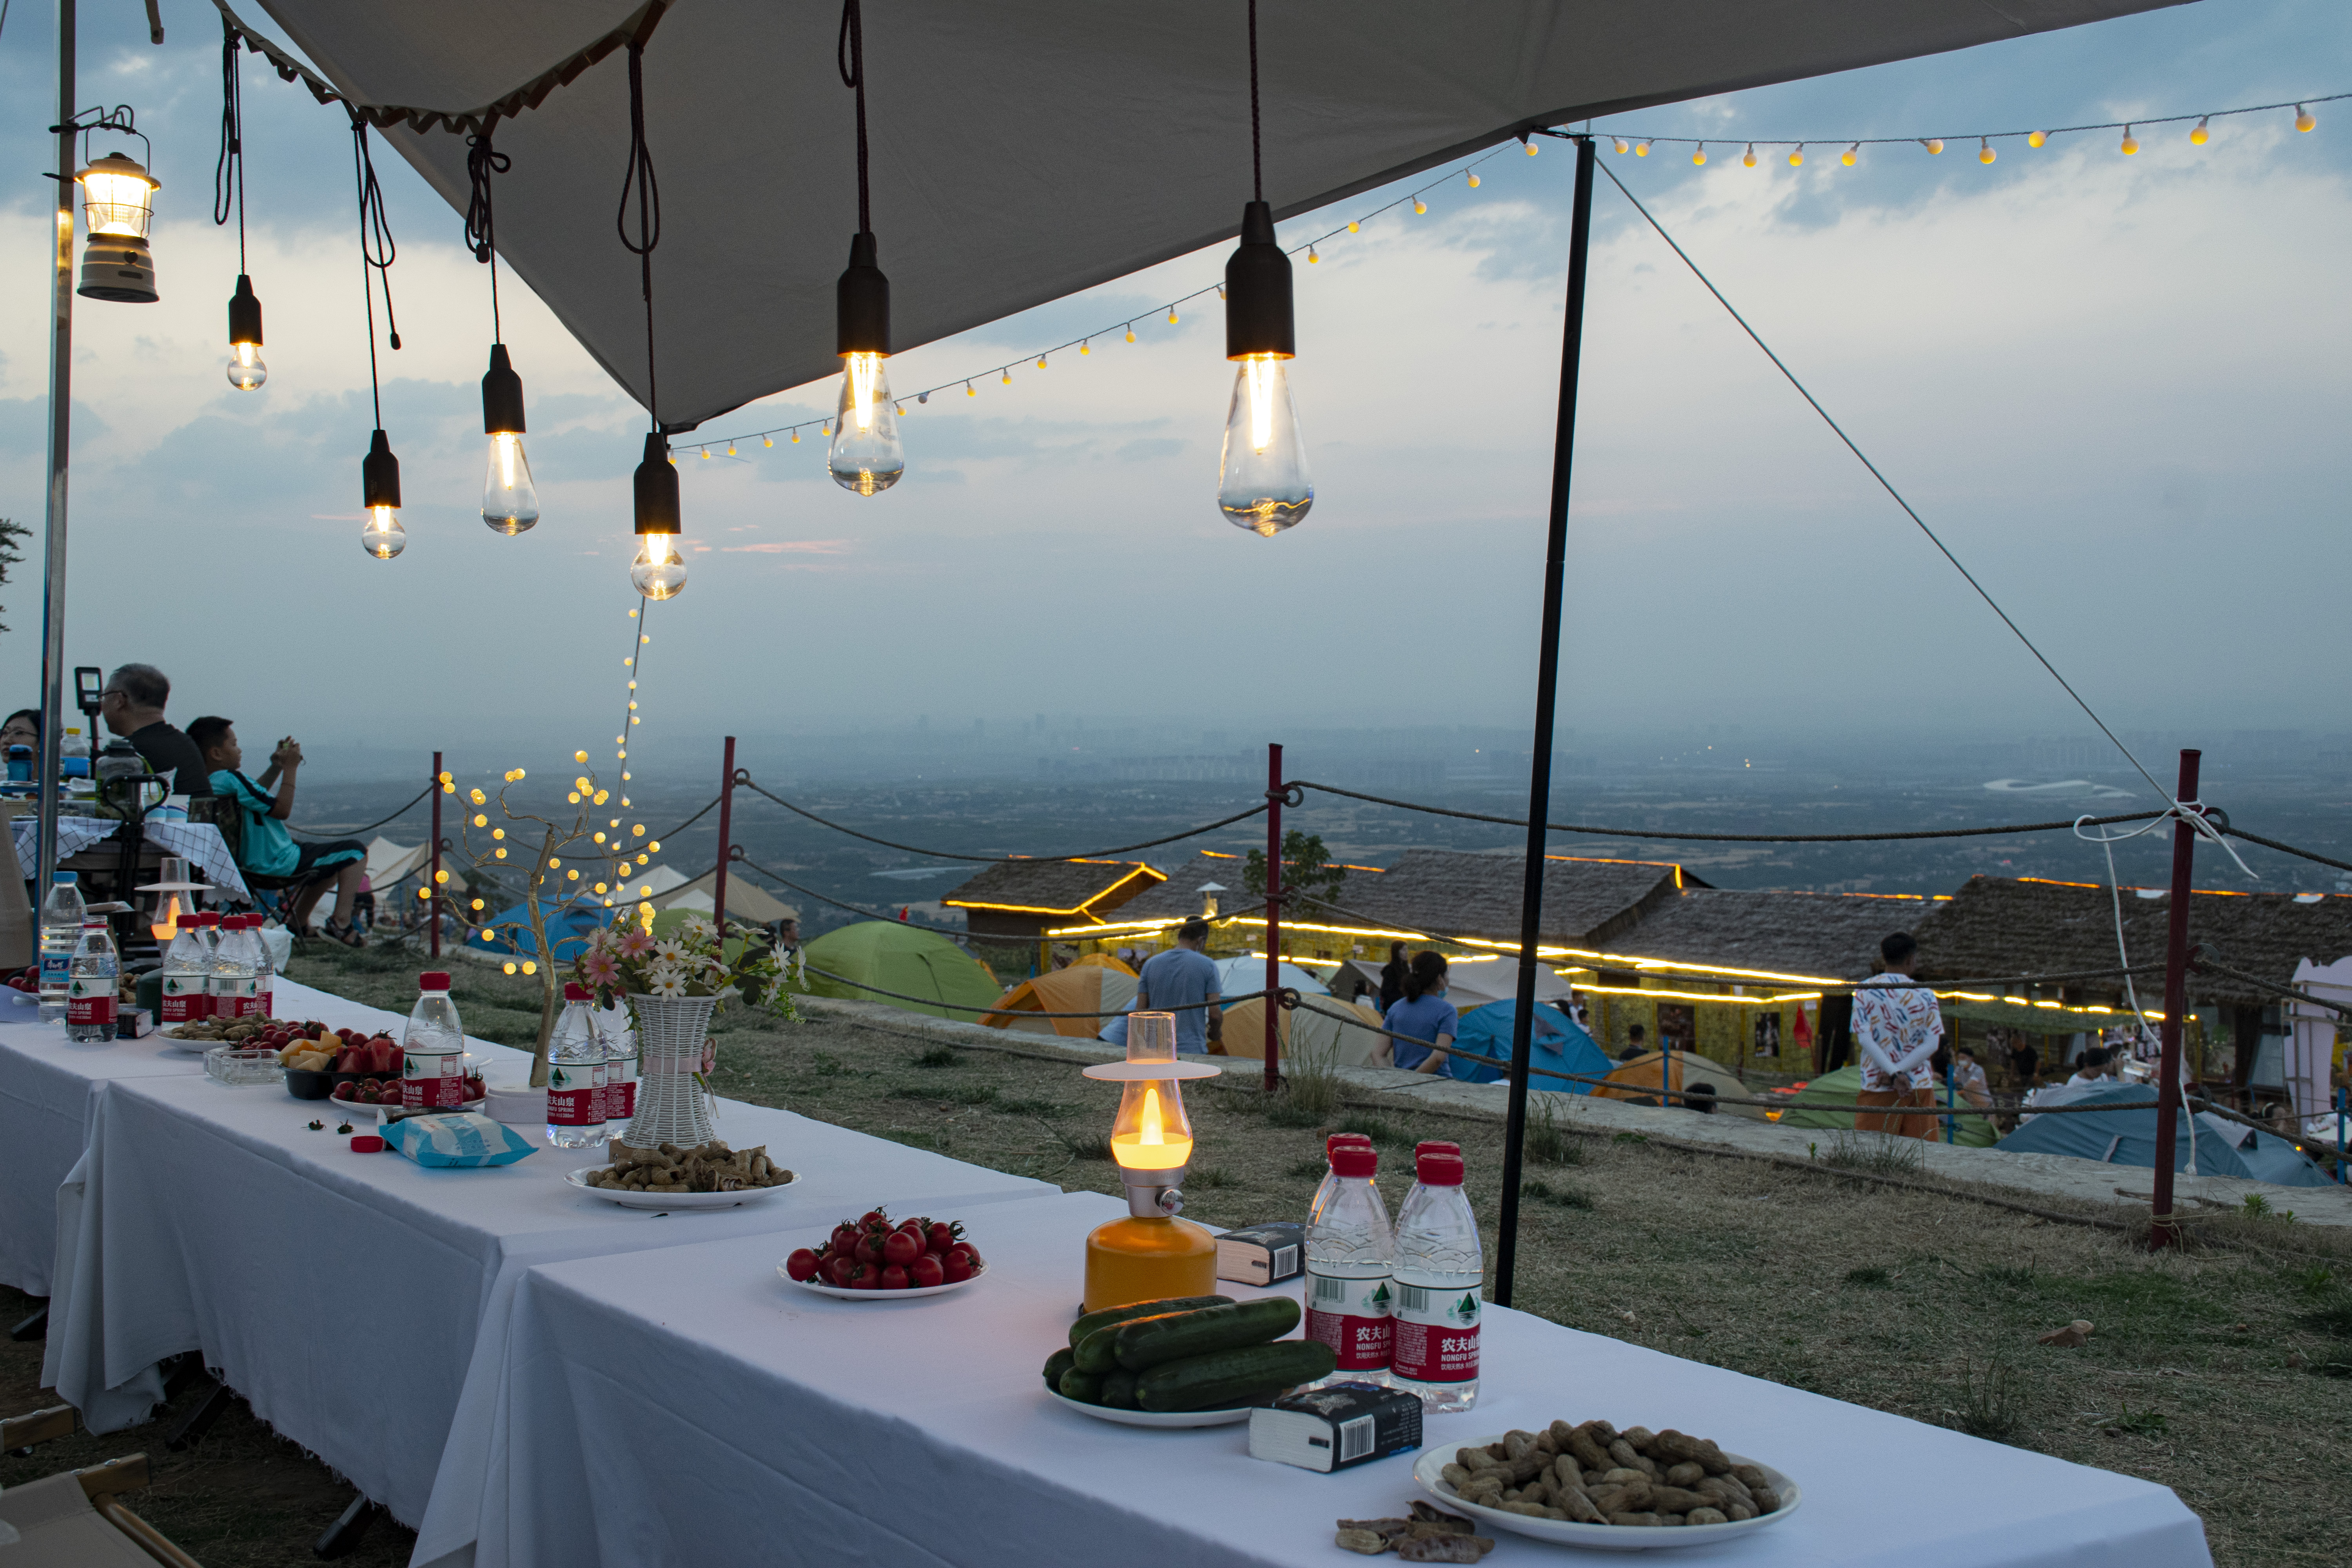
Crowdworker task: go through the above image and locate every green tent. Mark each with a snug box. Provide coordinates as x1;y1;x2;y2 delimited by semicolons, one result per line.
790;921;1006;1022
1777;1064;1995;1148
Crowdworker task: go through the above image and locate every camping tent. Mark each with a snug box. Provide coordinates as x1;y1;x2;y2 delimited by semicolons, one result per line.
1995;1084;2327;1188
474;894;608;962
1209;955;1330;1001
1775;1065;1995;1147
1325;957;1573;1012
985;964;1138;1041
791;920;1005;1022
653;870;798;926
1218;995;1387;1069
1445;1001;1611;1090
1591;1049;1691;1105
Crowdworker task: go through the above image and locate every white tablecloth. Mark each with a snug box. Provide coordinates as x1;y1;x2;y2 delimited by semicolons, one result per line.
9;814;249;901
484;1189;2210;1568
39;1003;1056;1541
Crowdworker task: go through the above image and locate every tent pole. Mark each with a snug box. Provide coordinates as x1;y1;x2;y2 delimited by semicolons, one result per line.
1263;741;1282;1093
1495;133;1595;1310
428;750;443;958
713;735;736;931
2149;748;2201;1249
34;0;77;904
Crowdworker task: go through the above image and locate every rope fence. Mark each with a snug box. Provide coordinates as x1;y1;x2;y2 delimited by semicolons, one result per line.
735;773;1267;862
289;783;433;840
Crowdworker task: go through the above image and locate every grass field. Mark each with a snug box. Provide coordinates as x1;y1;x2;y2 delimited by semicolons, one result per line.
5;941;2349;1565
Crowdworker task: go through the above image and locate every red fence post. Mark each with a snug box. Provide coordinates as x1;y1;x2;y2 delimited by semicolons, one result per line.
429;750;443;959
1264;742;1283;1093
714;735;736;931
2150;748;2202;1248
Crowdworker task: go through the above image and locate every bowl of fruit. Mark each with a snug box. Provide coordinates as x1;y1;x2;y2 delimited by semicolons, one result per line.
276;1025;405;1100
780;1207;985;1298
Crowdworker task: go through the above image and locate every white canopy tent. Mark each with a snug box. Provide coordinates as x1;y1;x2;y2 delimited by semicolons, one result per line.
234;0;2185;426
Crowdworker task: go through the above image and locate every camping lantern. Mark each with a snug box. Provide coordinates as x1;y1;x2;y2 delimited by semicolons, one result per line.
75;149;160;303
360;429;406;559
1197;881;1226;918
1080;1012;1222;1311
630;432;688;599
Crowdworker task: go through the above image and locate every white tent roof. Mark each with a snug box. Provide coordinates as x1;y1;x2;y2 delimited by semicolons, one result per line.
244;0;2178;427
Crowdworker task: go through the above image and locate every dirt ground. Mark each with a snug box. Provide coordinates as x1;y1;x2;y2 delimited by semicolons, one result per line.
7;942;2348;1566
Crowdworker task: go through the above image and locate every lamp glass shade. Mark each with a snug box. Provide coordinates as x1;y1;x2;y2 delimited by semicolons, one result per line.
1217;356;1312;535
829;353;904;495
360;506;406;559
483;433;539;534
630;534;687;600
76;153;156;238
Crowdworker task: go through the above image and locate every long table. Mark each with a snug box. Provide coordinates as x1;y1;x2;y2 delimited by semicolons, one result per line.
476;1188;2211;1568
38;1004;1058;1550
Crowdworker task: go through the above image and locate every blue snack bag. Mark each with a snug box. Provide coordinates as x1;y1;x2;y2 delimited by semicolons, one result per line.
381;1111;535;1168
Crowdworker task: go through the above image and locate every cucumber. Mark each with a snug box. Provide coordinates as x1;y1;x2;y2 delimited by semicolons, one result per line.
1068;1294;1234;1350
1042;1347;1076;1392
1072;1321;1134;1375
1135;1339;1337;1412
1058;1366;1104;1404
1100;1367;1141;1409
1112;1296;1301;1372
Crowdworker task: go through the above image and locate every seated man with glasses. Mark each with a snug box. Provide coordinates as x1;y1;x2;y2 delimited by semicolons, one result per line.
98;663;212;799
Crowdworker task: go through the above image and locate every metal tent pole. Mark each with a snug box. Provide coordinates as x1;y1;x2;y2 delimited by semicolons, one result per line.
34;0;77;902
428;751;443;958
2149;748;2201;1247
1263;742;1283;1093
713;735;736;930
1494;133;1596;1309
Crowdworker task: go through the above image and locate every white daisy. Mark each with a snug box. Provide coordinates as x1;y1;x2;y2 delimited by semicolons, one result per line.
652;938;686;963
647;970;688;998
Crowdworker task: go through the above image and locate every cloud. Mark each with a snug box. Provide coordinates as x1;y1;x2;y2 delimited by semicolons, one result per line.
720;539;852;554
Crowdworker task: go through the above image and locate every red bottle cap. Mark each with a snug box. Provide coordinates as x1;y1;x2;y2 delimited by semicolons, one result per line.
1415;1151;1466;1185
1416;1141;1460;1156
349;1134;385;1153
1330;1145;1379;1178
1326;1132;1372;1154
563;982;591;1002
418;972;452;991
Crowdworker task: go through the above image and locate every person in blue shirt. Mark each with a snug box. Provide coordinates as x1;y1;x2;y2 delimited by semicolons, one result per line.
191;716;369;945
1134;918;1223;1054
1383;950;1458;1074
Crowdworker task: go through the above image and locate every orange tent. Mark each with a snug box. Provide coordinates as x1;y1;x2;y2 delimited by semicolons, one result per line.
1590;1049;1693;1104
982;964;1136;1040
1067;952;1136;978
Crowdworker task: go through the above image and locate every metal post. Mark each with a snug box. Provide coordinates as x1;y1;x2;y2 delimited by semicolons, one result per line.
1495;134;1597;1310
428;751;443;958
34;0;77;899
2149;749;2201;1247
713;735;736;931
1263;741;1283;1093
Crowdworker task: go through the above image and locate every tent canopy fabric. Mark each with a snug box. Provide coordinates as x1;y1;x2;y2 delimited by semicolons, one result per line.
1446;1000;1610;1090
1776;1064;1995;1147
985;965;1137;1040
1591;1049;1692;1103
653;870;798;925
1214;995;1385;1068
790;920;1005;1022
247;0;2181;426
475;894;608;962
1995;1083;2328;1188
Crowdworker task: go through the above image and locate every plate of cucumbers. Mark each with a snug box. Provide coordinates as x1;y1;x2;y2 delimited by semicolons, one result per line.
1042;1293;1336;1427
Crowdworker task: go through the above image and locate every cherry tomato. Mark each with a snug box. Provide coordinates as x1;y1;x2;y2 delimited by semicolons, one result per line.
879;1264;909;1291
925;1221;960;1256
784;1248;820;1282
882;1230;922;1267
940;1253;973;1284
824;1254;857;1287
898;1216;926;1236
854;1230;886;1265
830;1224;860;1256
909;1255;944;1289
858;1209;889;1229
850;1262;885;1290
946;1243;981;1270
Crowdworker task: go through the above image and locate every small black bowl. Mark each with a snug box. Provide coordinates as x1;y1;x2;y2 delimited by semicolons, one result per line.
288;1067;400;1102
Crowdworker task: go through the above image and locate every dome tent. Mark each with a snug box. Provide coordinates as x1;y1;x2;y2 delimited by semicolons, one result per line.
1995;1083;2327;1187
790;920;1005;1022
985;964;1138;1040
1445;1001;1611;1089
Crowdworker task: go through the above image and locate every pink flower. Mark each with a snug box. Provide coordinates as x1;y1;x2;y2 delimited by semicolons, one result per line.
581;952;620;987
617;929;656;959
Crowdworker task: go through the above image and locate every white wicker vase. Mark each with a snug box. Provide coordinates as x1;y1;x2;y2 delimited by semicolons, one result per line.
620;993;720;1148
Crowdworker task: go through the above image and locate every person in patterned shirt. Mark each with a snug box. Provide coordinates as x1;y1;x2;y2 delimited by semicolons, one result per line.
1852;931;1943;1140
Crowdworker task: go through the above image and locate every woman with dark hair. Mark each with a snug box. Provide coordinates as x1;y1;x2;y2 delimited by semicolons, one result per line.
1377;940;1410;1013
1381;949;1457;1074
2;708;40;763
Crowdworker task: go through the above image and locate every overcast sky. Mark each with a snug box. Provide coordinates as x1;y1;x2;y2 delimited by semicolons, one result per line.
0;0;2345;773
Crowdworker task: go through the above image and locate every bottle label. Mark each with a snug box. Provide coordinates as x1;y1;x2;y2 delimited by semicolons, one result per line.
606;1057;637;1121
403;1049;469;1108
548;1062;607;1125
211;977;260;1018
66;977;118;1029
39;953;71;986
1306;1270;1394;1371
253;986;274;1021
161;974;211;1022
1391;1283;1481;1384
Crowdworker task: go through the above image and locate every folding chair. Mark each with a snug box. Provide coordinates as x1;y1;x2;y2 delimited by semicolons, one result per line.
0;1405;200;1568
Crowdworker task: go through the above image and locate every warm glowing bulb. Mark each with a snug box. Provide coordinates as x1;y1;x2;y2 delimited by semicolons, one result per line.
1841;143;1858;166
1412;198;1426;214
1468;169;1482;184
360;506;405;559
1081;339;1091;354
1978;139;1995;164
1219;354;1311;537
1924;138;1944;155
1167;307;1179;325
1525;140;1539;156
1611;137;1628;154
1306;244;1319;263
2294;105;2315;133
483;432;539;534
1347;220;1359;232
726;442;737;457
763;435;773;447
504;962;517;974
630;533;688;600
1788;146;1804;167
1742;144;1756;168
1631;144;1648;160
829;352;905;494
1692;145;1707;166
2028;130;2047;148
2189;116;2209;146
225;341;267;390
2120;128;2138;155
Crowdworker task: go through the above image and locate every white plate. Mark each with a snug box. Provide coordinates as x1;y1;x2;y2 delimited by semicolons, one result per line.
779;1263;985;1300
1045;1389;1259;1427
1414;1438;1801;1552
566;1165;797;1209
331;1096;486;1122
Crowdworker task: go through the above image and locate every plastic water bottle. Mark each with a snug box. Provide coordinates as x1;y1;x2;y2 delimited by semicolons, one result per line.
546;983;610;1149
211;915;258;1020
57;727;90;779
248;916;276;1020
1390;1145;1483;1412
159;918;212;1025
601;1005;639;1140
37;872;85;1021
402;972;470;1109
1304;1135;1394;1386
64;920;119;1043
1307;1132;1374;1224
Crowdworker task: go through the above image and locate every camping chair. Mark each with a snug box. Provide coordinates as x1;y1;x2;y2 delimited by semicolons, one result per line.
0;1405;202;1567
193;792;338;931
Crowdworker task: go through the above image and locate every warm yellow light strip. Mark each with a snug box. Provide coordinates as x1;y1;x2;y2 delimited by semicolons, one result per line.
1574;982;1824;1006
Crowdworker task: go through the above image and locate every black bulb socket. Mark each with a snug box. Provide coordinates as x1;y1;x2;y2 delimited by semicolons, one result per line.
1223;200;1295;361
633;432;680;535
482;343;526;436
836;230;890;358
361;429;401;510
227;273;263;347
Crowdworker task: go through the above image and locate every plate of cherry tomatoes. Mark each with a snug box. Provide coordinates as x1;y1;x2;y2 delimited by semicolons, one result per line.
779;1207;986;1298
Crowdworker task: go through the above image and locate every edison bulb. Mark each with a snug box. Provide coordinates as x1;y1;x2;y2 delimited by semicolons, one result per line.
483;432;540;534
360;505;405;560
225;341;267;391
630;533;688;600
828;351;905;495
1217;355;1312;537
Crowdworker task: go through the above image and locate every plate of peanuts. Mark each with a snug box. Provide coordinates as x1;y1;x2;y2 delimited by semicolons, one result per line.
1410;1418;1798;1552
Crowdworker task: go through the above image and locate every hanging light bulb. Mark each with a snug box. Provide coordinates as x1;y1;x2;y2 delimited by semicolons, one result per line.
1125;323;1136;343
1306;243;1319;263
1788;145;1804;167
1633;142;1650;158
2189;116;2210;146
479;344;538;535
1692;143;1707;166
1347;220;1359;232
763;435;773;447
1218;200;1311;537
2120;125;2138;155
74;148;161;303
1466;169;1481;185
2294;104;2315;133
1524;138;1538;156
1742;143;1757;168
630;432;687;599
1978;138;1996;165
1923;138;1945;155
1412;198;1426;214
2028;130;2048;148
360;429;405;559
1168;305;1180;324
829;232;904;495
1611;136;1629;154
1841;142;1858;166
223;274;266;389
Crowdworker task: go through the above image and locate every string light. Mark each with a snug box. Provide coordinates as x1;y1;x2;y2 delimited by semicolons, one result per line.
1466;170;1480;185
762;435;772;446
1978;137;1995;164
1001;368;1011;384
1306;243;1318;263
1524;139;1538;156
2190;116;2209;145
2120;125;2138;155
1742;143;1756;167
1632;142;1649;158
726;441;737;456
1788;144;1803;167
1080;339;1090;354
2296;104;2316;132
1125;323;1136;342
1841;143;1858;166
1923;138;1944;154
1412;198;1426;214
1612;136;1629;154
1036;354;1047;368
1691;143;1706;166
2028;130;2047;147
1346;220;1358;232
1167;305;1179;324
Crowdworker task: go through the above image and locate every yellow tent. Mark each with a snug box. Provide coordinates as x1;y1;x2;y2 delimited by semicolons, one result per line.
1067;952;1136;977
983;964;1137;1040
1591;1049;1691;1104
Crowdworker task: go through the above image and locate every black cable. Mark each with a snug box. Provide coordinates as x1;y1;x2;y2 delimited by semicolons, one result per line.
288;784;434;840
465;126;510;336
736;775;1268;862
732;853;983;940
616;40;661;425
212;16;245;266
837;0;870;232
350;118;401;427
1246;0;1262;203
2218;826;2352;879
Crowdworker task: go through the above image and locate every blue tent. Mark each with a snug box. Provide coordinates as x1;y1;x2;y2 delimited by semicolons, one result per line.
1994;1083;2328;1189
475;895;610;964
1443;1001;1612;1091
